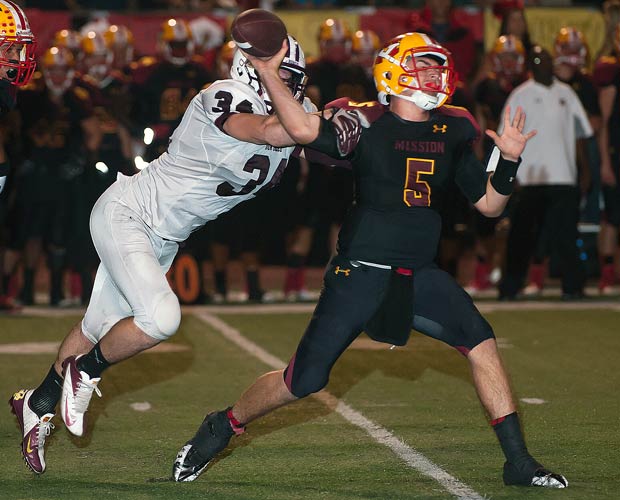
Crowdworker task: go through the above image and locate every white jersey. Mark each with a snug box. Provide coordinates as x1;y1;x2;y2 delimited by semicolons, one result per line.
500;78;593;186
119;79;315;242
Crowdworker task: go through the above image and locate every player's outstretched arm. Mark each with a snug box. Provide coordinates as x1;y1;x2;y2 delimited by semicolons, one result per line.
475;106;536;216
223;112;297;147
244;42;321;144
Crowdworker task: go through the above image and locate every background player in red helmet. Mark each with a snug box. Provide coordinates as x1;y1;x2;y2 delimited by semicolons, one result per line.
0;0;36;312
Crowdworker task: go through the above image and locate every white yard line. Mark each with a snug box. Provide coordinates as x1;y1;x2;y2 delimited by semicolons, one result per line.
194;311;485;500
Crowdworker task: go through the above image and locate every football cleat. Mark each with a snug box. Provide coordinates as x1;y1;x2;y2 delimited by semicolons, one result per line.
503;461;568;488
172;409;236;482
60;355;101;437
9;389;55;474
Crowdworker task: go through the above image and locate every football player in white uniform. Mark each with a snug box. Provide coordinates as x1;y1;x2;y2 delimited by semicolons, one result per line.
9;35;314;475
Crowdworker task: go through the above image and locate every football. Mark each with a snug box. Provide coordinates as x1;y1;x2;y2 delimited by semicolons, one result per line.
231;9;287;58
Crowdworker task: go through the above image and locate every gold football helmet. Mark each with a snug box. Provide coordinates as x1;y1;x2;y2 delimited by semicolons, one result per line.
318;18;351;43
104;24;134;68
41;46;75;95
0;0;36;86
373;32;456;110
491;35;526;78
80;31;113;83
553;27;588;68
351;30;380;55
159;18;195;66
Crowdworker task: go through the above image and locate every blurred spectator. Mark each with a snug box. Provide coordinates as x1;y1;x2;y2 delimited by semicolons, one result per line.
593;1;620;293
497;5;533;55
595;0;620;61
408;0;482;83
12;46;99;305
553;27;601;221
104;25;135;71
282;19;367;301
465;34;527;295
52;30;83;65
519;27;602;296
130;18;214;163
498;46;592;301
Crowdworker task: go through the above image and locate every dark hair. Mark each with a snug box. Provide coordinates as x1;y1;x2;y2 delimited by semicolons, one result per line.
499;8;533;54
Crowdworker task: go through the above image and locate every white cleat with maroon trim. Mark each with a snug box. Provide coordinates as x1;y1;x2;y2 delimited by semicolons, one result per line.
60;356;101;437
9;389;55;474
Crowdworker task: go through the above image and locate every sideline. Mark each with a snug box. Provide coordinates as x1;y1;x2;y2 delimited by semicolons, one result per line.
17;298;620;318
194;311;485;500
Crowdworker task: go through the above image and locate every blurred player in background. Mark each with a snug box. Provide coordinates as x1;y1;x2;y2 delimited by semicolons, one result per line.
283;19;371;301
9;45;98;307
593;8;620;294
0;0;36;311
466;34;527;295
131;18;214;163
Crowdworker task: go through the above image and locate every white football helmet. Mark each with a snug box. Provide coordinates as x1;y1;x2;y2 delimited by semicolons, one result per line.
231;34;307;112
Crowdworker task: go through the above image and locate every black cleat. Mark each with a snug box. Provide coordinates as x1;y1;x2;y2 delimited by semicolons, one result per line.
172;409;235;482
503;461;568;488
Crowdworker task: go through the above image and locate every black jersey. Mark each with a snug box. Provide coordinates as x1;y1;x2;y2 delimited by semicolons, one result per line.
307;99;488;269
561;71;600;118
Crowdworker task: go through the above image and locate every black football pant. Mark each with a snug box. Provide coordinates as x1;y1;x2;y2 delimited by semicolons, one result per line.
499;185;585;298
283;255;495;398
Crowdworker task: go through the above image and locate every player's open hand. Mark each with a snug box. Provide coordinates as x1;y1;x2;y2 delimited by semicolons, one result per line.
485;106;536;162
242;40;288;78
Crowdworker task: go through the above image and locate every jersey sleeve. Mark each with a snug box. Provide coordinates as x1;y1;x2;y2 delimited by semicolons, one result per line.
593;57;620;88
201;80;264;134
579;77;601;117
455;145;487;204
304;117;342;158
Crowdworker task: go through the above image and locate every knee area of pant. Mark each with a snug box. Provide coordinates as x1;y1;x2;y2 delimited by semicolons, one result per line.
465;318;495;351
145;291;181;340
289;371;329;398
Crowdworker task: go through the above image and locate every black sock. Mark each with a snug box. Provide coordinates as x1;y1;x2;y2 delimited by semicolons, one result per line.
1;273;10;294
22;268;35;302
246;270;261;297
77;343;111;378
492;412;538;470
29;365;63;417
214;271;227;296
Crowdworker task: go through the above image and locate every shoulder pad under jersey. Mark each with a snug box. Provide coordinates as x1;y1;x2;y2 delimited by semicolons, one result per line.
436;104;481;142
593;56;620;87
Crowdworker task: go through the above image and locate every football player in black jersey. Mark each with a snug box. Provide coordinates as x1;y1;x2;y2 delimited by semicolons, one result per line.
173;33;567;489
0;1;36;312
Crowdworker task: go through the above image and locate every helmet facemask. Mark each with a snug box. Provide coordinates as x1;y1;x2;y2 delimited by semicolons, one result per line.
0;39;36;86
553;28;588;70
0;0;36;86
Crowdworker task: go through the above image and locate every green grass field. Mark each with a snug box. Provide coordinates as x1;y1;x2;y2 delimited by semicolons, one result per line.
1;305;619;499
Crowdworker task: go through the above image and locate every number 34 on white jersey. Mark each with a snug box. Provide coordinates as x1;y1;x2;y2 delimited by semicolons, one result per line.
120;79;315;242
